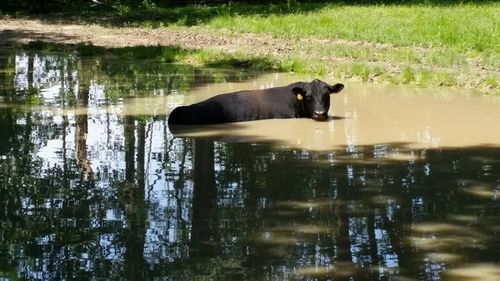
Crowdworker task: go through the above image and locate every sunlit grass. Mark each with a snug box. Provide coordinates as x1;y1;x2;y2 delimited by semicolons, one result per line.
204;3;499;52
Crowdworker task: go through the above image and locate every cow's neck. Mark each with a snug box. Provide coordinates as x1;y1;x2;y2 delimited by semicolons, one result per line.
296;99;307;118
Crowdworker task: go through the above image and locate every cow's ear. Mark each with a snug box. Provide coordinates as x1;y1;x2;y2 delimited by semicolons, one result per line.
292;87;306;100
328;83;344;94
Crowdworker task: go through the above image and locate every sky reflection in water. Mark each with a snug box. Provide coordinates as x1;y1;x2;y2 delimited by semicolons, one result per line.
0;49;499;281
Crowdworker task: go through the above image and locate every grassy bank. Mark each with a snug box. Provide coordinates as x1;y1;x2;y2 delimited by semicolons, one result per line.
2;1;499;93
204;4;498;52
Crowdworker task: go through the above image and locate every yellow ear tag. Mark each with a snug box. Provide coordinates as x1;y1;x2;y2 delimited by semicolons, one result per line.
297;94;303;101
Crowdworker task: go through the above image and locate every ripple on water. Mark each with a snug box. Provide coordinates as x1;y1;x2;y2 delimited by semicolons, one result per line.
445;263;500;281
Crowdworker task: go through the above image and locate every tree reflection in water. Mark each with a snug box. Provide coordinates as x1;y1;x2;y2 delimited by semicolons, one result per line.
0;49;499;281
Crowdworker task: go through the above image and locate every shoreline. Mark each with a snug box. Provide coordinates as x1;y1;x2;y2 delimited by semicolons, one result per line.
1;17;498;94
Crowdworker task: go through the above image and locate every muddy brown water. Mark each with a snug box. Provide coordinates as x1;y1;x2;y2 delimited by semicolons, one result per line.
0;50;499;281
167;73;500;150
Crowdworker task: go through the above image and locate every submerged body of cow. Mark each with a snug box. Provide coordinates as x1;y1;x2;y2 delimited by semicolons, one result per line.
167;79;345;125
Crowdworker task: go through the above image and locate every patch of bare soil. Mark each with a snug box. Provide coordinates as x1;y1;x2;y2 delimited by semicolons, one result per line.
0;18;294;57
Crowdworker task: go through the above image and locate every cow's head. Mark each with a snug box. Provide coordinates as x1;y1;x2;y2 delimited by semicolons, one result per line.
292;79;344;121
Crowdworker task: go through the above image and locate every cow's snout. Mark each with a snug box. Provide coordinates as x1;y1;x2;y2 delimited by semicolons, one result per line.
312;111;328;121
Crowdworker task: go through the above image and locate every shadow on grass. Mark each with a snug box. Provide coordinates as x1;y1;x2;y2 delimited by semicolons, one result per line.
0;30;79;45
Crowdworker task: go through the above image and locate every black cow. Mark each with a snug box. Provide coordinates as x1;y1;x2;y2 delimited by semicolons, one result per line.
167;79;344;125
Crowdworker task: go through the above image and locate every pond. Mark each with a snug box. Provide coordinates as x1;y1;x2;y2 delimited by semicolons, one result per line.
0;49;499;281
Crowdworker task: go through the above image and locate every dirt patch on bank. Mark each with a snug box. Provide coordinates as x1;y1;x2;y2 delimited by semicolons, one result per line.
0;18;295;57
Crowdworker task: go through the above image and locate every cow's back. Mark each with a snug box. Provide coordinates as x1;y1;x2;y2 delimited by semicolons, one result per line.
168;86;297;124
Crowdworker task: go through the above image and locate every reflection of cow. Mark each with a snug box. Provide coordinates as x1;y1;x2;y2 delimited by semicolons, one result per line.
168;79;345;124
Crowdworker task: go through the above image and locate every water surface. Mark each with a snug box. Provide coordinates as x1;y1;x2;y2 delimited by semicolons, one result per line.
0;49;499;281
170;78;500;150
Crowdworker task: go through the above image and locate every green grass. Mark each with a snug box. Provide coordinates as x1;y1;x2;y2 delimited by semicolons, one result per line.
401;66;416;84
4;1;499;93
202;3;499;53
192;50;276;70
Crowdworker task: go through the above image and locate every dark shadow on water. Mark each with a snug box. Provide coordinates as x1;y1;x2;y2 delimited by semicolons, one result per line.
1;110;500;280
0;45;275;106
1;46;499;281
330;115;345;121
